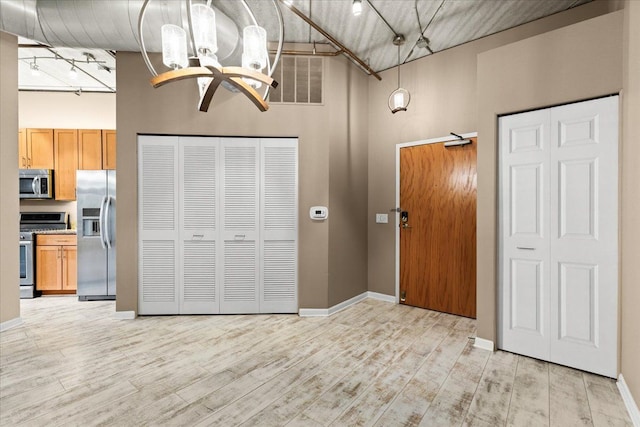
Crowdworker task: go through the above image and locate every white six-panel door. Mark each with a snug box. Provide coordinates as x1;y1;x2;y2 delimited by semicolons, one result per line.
499;96;618;377
138;135;298;315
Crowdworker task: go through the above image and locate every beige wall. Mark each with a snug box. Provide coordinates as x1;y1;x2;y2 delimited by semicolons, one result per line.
116;51;370;313
0;32;20;324
366;0;613;297
621;0;640;404
328;62;369;306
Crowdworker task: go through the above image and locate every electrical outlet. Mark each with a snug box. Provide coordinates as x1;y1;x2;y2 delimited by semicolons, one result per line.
376;213;388;224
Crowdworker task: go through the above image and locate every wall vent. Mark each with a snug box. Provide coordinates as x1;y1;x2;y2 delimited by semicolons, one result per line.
269;56;323;105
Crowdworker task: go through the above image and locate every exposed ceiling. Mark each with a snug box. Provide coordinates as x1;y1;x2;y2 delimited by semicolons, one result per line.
11;0;593;93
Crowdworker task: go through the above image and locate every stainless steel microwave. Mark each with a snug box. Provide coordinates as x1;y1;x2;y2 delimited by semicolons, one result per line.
19;169;54;199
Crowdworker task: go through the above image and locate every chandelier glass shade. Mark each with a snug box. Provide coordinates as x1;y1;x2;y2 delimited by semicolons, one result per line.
138;0;284;112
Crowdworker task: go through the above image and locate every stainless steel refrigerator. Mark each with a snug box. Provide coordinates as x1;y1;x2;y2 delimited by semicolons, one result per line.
77;170;116;300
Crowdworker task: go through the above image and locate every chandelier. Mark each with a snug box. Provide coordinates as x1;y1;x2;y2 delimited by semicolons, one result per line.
137;0;284;112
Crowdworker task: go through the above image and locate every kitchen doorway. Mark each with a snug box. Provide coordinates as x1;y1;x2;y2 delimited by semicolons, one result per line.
396;133;477;318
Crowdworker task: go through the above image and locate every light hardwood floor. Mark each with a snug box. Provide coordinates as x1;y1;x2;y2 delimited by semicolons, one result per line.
0;296;632;426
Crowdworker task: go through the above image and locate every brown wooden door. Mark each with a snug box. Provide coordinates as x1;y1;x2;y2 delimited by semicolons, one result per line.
399;138;477;318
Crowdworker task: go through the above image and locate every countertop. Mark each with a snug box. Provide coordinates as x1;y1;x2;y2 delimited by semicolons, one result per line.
35;229;77;235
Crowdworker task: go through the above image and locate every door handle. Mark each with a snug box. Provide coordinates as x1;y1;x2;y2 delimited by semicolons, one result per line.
104;196;113;249
99;195;108;249
517;247;536;250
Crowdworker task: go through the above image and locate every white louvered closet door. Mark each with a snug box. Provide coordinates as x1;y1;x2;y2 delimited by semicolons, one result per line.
220;138;260;314
180;137;220;314
138;135;180;315
260;139;298;313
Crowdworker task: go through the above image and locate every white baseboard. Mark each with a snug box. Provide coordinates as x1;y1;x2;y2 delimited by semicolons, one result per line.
0;317;24;332
618;374;640;426
367;291;396;303
298;308;329;317
300;291;395;317
328;292;368;315
473;337;495;352
112;311;136;320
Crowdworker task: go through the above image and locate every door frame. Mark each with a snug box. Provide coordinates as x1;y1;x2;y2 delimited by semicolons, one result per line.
394;132;478;304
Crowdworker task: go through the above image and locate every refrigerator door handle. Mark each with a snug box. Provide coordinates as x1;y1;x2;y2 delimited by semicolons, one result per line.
99;195;108;249
104;196;113;249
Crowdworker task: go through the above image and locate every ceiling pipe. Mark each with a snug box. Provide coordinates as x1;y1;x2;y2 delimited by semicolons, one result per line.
278;0;382;81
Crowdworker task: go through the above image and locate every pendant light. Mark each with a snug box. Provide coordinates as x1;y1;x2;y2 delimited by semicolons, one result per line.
388;36;410;114
352;0;363;16
139;0;284;112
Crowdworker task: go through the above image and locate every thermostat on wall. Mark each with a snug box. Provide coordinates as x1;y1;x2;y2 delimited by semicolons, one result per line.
309;206;328;220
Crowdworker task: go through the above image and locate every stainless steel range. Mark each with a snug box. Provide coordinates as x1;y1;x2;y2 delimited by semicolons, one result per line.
19;212;68;298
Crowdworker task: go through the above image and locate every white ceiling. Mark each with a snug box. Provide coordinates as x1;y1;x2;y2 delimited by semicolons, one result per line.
15;0;593;93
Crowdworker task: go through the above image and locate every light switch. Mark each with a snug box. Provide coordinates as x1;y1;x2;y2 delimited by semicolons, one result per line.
376;213;388;224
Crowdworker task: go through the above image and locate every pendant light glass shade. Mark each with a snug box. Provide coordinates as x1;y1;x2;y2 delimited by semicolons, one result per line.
161;24;189;69
352;0;363;16
242;25;267;71
191;4;218;57
389;88;410;113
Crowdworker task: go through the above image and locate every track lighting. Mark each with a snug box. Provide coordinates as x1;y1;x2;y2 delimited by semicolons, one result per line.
69;60;78;79
352;0;363;16
30;56;40;76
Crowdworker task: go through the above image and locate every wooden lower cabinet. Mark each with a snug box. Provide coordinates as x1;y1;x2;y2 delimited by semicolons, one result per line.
36;234;77;293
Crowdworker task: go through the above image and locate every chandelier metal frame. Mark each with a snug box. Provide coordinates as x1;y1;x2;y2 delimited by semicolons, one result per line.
137;0;285;112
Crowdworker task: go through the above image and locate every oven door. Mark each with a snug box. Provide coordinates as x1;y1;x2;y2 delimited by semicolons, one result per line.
20;240;34;286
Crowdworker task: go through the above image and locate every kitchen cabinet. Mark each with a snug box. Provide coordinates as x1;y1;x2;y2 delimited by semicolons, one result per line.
21;129;55;169
18;129;27;168
102;130;116;170
36;234;77;293
53;129;78;201
78;129;103;170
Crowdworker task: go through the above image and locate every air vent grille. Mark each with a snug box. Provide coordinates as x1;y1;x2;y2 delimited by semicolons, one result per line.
269;56;323;105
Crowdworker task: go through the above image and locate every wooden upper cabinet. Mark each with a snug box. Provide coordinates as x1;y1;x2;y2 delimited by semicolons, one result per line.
102;130;116;170
78;129;103;170
18;129;27;168
54;129;79;201
26;129;55;169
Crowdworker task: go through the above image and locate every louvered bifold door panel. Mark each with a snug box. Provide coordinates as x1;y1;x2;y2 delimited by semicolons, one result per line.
220;138;259;314
180;137;220;314
260;139;298;313
138;135;180;314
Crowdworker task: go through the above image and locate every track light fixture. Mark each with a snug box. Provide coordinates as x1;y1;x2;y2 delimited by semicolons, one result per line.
29;56;40;76
352;0;363;16
69;59;78;79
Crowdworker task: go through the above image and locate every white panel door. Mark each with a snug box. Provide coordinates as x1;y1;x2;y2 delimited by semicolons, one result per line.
260;139;298;313
180;137;220;314
138;135;180;315
549;97;618;377
220;138;260;314
499;96;618;377
499;109;551;361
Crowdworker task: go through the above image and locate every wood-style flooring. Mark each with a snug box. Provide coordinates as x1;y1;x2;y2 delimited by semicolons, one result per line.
0;296;632;426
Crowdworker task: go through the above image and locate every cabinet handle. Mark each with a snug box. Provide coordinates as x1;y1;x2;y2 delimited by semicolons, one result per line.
21;157;26;167
57;248;61;258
